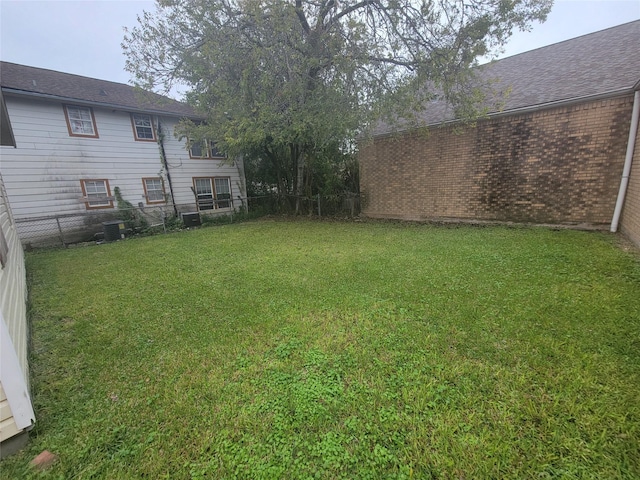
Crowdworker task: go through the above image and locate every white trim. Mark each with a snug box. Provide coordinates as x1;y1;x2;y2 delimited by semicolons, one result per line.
0;311;35;430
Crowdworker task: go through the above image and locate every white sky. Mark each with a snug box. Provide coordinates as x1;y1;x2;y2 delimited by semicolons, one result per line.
1;0;639;100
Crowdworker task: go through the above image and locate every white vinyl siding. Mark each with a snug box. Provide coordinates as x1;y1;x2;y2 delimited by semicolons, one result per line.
0;97;246;243
0;383;21;442
161;118;245;210
0;176;27;377
0;173;35;442
2;97;170;221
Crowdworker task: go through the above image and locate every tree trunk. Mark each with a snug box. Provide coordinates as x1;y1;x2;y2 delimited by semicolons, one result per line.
294;145;305;215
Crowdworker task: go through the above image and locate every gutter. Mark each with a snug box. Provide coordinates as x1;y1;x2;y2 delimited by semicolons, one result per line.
610;89;640;233
156;118;179;217
1;87;201;119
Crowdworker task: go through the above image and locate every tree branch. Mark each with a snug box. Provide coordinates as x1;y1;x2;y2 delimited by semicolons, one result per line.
295;0;312;34
316;0;335;29
329;0;378;26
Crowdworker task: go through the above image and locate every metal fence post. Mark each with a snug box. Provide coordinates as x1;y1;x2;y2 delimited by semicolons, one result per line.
55;217;67;248
317;194;321;217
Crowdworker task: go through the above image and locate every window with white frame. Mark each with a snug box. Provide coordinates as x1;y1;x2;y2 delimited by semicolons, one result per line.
142;177;166;204
193;177;232;210
131;114;155;141
64;105;98;137
194;177;215;210
81;179;113;209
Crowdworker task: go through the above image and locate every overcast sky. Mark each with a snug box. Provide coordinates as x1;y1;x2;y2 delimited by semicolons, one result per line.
1;0;639;100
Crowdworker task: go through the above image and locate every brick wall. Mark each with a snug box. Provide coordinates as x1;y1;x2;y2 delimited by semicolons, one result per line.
620;100;640;247
360;94;634;228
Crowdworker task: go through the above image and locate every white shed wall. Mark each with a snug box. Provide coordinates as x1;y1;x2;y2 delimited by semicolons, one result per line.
0;174;28;376
0;172;34;445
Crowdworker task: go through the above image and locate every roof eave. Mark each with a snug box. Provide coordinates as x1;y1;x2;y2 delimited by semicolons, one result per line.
1;87;202;120
370;87;636;139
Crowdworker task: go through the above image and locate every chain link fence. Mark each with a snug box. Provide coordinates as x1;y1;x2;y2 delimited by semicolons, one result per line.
16;193;360;248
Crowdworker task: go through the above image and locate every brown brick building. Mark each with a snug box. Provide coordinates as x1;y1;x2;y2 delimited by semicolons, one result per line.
359;21;640;247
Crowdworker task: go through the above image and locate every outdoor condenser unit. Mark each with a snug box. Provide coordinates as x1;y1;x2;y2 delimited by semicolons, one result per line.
103;220;125;242
182;212;201;227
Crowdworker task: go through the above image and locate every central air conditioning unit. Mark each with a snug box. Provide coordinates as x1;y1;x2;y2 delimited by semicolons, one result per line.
103;220;126;242
182;212;201;227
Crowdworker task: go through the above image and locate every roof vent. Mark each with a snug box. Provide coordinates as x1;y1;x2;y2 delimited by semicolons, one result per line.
32;80;37;87
99;89;108;96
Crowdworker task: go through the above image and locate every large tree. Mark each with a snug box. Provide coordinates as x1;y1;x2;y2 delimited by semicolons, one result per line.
123;0;551;208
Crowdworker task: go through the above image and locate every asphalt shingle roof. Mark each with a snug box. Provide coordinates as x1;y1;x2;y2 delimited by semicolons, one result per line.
0;61;196;118
377;20;640;135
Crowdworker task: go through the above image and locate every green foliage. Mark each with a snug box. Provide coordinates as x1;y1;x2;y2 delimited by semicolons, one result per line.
113;186;149;232
123;0;551;202
5;221;639;478
244;143;359;199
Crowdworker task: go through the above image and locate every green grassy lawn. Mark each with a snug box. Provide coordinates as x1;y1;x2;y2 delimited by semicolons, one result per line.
3;219;640;479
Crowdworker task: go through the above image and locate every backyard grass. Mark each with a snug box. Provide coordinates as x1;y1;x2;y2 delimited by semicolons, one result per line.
2;219;640;479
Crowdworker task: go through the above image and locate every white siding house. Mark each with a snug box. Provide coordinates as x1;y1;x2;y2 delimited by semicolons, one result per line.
0;62;246;246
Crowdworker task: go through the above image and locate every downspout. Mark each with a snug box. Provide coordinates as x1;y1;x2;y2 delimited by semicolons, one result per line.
611;90;640;233
156;118;179;217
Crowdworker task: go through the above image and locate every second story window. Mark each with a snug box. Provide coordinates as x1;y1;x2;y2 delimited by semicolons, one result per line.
131;114;156;141
189;140;225;159
64;105;98;138
189;140;206;158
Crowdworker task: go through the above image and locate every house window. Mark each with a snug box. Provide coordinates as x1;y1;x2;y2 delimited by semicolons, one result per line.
193;177;232;211
142;177;166;204
189;140;225;159
64;105;98;137
194;177;214;210
80;179;113;209
208;142;224;158
214;177;231;208
131;114;156;141
189;141;205;158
